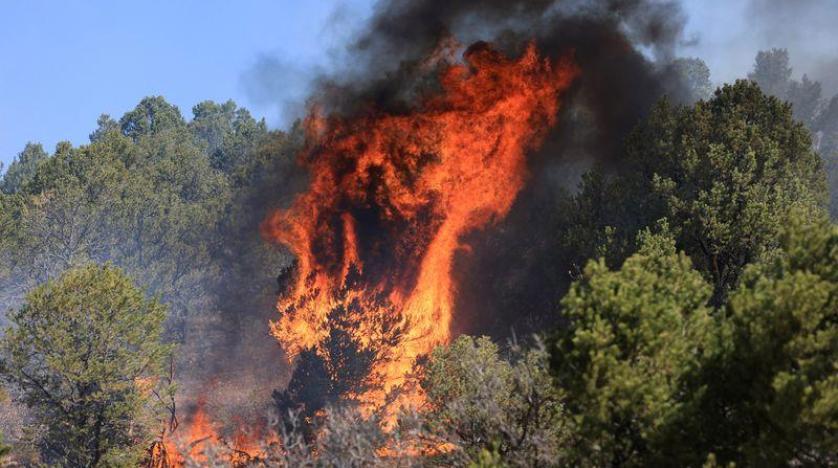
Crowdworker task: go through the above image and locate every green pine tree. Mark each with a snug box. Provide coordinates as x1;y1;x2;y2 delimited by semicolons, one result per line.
0;264;173;467
552;226;721;466
706;210;837;465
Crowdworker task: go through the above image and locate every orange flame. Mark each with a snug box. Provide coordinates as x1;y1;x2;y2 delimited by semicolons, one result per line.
154;399;275;467
261;41;579;413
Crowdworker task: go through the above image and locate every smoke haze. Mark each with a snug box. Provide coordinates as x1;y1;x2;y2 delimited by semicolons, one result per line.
679;0;838;94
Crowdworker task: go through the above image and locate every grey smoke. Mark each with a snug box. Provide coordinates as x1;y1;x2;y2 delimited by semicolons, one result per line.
239;1;370;127
240;54;320;125
681;0;838;95
239;0;700;340
746;0;838;95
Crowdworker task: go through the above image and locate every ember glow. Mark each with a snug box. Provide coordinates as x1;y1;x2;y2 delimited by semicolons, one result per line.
260;41;579;413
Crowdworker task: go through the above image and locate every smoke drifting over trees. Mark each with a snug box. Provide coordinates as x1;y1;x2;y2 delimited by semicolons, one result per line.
745;0;838;95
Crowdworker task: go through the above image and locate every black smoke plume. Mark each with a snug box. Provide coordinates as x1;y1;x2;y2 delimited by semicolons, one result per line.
216;0;698;420
289;0;695;337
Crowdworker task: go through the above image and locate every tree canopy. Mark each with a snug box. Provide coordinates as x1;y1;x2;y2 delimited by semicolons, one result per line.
0;143;48;195
0;264;172;466
568;80;826;303
709;210;837;465
552;227;719;466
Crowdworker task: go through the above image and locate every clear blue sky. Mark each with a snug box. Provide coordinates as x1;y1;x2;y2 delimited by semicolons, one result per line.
0;0;375;167
2;1;836;169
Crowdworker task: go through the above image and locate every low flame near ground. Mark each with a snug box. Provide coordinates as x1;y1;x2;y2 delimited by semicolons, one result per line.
152;401;277;466
261;41;579;414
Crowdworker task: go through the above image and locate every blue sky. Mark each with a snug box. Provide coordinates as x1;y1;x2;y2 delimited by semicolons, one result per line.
0;0;374;167
1;0;836;168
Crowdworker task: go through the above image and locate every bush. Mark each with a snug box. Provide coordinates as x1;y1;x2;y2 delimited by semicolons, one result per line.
421;336;569;466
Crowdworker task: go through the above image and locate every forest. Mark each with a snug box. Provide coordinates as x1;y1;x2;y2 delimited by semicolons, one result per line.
1;4;837;468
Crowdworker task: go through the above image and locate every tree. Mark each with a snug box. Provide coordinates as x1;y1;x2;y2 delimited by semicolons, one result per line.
816;95;838;153
668;57;713;103
570;81;827;303
119;96;185;141
551;228;719;466
707;210;837;465
786;74;822;125
107;117;229;325
0;104;231;335
748;48;792;98
743;48;838;220
88;114;119;143
747;49;824;126
189;100;268;174
0;142;112;289
815;95;838;218
273;274;404;431
1;143;48;194
0;264;172;467
643;82;826;301
0;193;24;265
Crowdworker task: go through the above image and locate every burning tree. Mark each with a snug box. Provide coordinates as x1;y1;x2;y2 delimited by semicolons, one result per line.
261;41;579;416
274;266;407;431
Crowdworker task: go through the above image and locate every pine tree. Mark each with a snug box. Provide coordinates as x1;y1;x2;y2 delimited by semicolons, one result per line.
0;264;173;467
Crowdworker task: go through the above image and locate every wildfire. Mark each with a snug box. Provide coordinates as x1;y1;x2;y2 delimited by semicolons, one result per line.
152;399;275;467
261;41;579;414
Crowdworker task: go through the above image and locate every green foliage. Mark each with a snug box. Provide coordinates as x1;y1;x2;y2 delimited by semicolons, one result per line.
0;70;832;466
746;48;838;219
648;81;825;299
0;193;24;258
189;99;268;174
786;75;822;126
119;96;186;140
817;96;838;152
0;264;173;466
88;114;119;143
712;211;837;465
423;336;512;413
557;64;836;464
816;95;838;218
552;228;719;466
553;211;837;465
748;48;823;125
570;81;827;302
422;336;568;467
1;142;48;194
0;104;230;333
748;48;793;98
0;94;300;463
668;57;713;103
